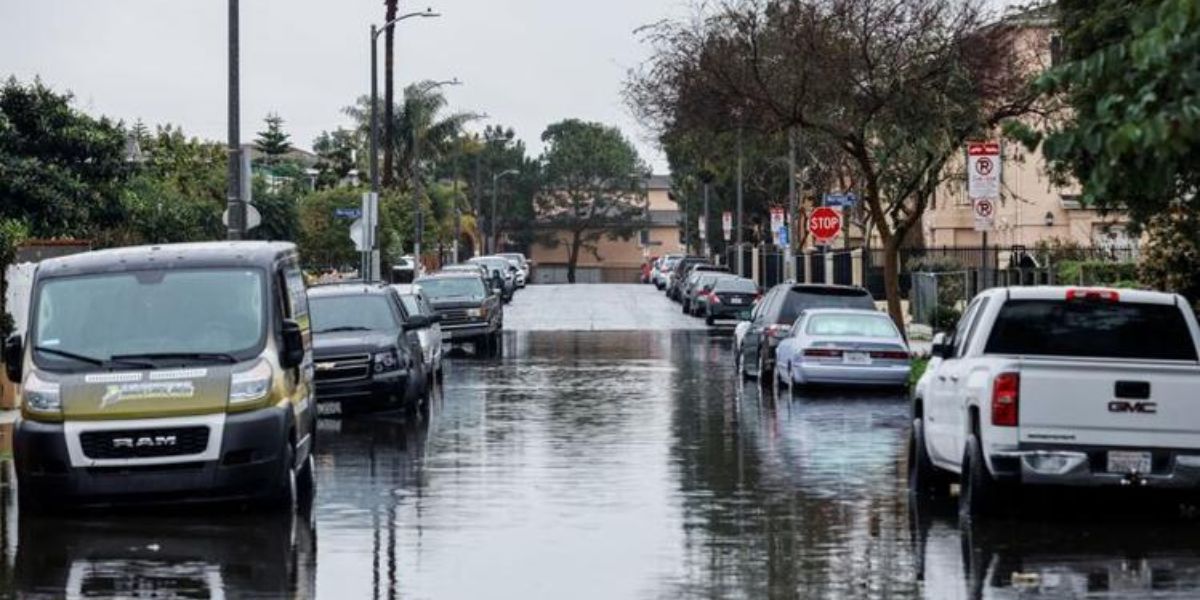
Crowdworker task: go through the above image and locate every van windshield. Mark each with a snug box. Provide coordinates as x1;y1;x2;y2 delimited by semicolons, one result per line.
33;268;265;369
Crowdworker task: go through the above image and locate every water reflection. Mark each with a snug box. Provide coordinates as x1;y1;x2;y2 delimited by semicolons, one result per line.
9;501;315;598
912;496;1200;599
5;330;1200;598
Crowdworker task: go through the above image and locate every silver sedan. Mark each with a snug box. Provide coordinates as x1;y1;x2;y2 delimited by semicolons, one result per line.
773;308;911;389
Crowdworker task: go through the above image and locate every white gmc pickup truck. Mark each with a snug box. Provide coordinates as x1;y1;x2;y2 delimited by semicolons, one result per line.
909;286;1200;518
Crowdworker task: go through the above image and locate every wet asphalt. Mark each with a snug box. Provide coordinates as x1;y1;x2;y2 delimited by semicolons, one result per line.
5;284;1200;599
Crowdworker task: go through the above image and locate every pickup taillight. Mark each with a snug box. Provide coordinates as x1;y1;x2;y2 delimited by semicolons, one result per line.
992;372;1020;427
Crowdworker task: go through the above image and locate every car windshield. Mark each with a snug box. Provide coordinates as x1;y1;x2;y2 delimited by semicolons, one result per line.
33;268;265;368
714;278;757;293
985;299;1197;360
309;295;398;333
806;313;899;338
418;277;487;300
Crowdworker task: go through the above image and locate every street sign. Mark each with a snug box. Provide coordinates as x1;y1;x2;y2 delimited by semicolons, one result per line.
352;192;379;252
722;211;732;241
823;192;858;208
967;141;1001;232
769;207;785;234
334;207;362;220
698;216;707;240
350;218;366;251
777;225;790;247
808;207;842;245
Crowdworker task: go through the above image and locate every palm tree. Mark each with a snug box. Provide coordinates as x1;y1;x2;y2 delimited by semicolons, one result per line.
382;0;398;187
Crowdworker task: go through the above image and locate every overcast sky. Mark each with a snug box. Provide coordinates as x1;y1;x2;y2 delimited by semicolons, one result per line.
2;0;1017;174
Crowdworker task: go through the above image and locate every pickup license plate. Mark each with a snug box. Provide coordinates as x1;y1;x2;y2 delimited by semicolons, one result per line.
843;352;872;365
317;401;343;417
1107;451;1151;474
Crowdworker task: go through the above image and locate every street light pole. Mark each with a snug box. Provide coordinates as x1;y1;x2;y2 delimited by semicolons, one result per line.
736;127;744;276
368;9;439;280
226;0;243;241
491;169;518;254
787;127;798;281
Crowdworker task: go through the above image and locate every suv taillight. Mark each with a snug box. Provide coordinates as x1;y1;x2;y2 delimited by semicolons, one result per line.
992;372;1020;427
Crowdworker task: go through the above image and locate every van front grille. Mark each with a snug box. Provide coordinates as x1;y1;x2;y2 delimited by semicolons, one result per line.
80;427;209;459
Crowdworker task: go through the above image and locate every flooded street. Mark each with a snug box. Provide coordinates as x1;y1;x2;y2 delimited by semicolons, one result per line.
3;286;1200;599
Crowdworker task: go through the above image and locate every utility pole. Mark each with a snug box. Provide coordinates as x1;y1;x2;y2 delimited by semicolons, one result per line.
682;192;690;255
787;127;798;281
473;152;482;259
702;182;710;260
736;128;744;276
366;22;379;278
226;0;244;241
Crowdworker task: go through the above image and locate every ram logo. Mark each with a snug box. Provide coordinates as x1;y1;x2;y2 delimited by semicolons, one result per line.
1108;401;1157;414
112;435;177;448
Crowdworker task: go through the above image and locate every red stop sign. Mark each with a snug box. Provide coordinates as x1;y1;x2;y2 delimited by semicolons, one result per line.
808;207;842;243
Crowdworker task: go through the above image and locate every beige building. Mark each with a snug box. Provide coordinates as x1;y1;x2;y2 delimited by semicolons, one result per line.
923;8;1134;252
529;175;686;283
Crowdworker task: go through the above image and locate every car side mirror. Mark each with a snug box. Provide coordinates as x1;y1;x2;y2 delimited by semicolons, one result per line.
930;332;953;360
404;315;432;331
429;314;443;324
4;334;23;383
280;320;305;369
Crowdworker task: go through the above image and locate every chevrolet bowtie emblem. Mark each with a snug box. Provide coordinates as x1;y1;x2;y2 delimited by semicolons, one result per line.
315;362;337;371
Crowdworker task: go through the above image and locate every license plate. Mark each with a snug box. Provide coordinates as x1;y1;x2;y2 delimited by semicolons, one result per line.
317;402;343;417
1107;451;1151;474
844;352;872;365
729;297;744;305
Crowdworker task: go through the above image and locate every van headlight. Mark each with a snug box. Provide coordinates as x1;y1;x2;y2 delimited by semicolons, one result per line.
467;308;485;318
230;360;273;404
23;372;61;415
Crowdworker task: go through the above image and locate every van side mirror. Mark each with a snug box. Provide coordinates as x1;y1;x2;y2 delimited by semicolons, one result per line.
4;334;23;383
280;320;305;369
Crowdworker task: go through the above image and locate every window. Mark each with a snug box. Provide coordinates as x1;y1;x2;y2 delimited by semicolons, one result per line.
309;295;399;334
806;313;900;338
985;300;1197;361
957;298;990;357
33;268;266;369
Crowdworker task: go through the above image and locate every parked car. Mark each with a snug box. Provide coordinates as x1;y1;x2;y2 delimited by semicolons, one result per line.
653;255;682;290
415;273;504;357
7;242;315;510
392;284;445;383
389;255;424;284
307;283;430;416
736;284;876;380
497;252;531;287
640;255;658;284
909;286;1200;518
467;256;517;303
667;257;715;301
699;276;759;325
683;272;734;315
440;263;490;281
773;309;910;390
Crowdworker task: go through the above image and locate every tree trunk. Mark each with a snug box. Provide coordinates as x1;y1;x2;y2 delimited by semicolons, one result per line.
882;235;905;338
382;0;397;188
566;233;583;284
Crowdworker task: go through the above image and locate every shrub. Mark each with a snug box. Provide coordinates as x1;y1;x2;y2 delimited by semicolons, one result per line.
1056;261;1139;286
1139;211;1200;303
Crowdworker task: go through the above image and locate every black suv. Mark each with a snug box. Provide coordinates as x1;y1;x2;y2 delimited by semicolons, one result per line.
737;284;876;380
416;273;504;357
308;283;433;415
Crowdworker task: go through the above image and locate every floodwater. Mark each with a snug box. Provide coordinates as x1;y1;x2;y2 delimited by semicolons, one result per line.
4;287;1200;599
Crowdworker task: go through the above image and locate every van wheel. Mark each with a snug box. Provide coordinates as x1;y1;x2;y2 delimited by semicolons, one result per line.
959;434;1001;520
297;452;316;510
908;418;950;498
271;442;298;511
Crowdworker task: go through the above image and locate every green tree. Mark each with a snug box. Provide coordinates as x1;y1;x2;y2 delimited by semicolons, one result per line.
313;128;359;189
255;112;291;163
249;176;301;243
298;188;364;269
0;77;131;239
538;119;648;283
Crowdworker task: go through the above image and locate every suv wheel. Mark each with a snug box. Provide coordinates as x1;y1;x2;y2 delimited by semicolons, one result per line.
908;418;949;498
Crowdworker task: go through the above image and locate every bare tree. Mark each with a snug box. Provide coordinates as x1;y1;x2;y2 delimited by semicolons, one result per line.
629;0;1044;332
